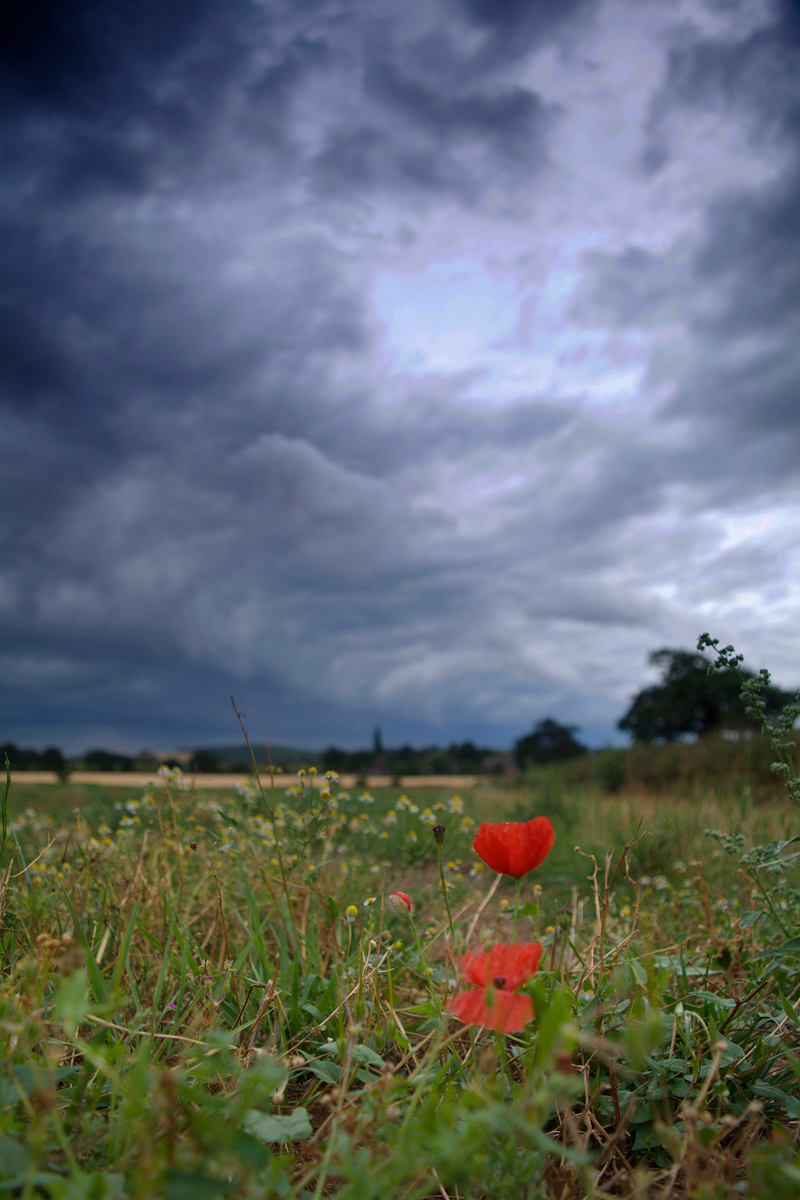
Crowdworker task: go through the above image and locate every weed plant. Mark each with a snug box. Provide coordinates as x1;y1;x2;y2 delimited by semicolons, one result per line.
1;638;800;1198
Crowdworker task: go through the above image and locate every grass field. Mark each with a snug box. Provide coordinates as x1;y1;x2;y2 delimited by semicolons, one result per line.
1;755;799;1198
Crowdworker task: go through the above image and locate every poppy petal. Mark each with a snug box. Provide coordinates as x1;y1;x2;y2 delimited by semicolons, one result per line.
485;942;543;991
456;942;543;989
458;949;489;987
472;817;554;879
447;988;534;1033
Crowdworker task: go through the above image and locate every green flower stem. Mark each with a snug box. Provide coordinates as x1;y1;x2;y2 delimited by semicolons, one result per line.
512;877;522;940
436;842;457;947
409;916;442;1018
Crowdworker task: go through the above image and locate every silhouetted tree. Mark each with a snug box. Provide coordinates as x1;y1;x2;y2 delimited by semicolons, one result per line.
84;749;134;771
41;747;65;772
617;648;793;743
1;742;66;771
322;746;348;771
190;749;220;773
514;719;587;768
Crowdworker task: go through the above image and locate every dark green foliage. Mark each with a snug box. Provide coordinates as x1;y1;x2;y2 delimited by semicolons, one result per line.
322;739;496;775
84;748;136;772
618;648;794;744
596;748;628;793
514;718;587;768
189;749;221;773
0;741;66;772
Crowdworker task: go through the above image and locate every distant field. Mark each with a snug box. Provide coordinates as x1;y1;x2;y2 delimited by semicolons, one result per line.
9;770;480;789
9;768;798;899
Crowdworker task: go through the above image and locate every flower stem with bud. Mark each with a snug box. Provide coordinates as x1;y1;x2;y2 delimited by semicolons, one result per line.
432;825;457;947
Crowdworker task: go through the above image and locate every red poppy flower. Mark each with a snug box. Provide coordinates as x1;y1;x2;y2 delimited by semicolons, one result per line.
446;941;542;1032
472;817;554;878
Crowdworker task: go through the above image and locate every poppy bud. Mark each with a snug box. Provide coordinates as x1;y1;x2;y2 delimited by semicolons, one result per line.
388;891;412;918
432;824;446;846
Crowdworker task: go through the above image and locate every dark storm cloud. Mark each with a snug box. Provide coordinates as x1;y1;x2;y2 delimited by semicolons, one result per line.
1;0;798;753
0;0;257;115
576;1;800;496
458;0;599;67
311;68;553;199
1;0;564;208
641;0;800;170
584;158;800;461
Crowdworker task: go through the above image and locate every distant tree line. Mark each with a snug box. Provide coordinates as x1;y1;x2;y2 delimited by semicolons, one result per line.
5;646;795;777
321;735;498;777
0;742;67;772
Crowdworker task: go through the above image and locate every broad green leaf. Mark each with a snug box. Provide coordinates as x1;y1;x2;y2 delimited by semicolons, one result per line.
352;1044;385;1069
303;1060;341;1084
759;936;800;957
780;991;798;1025
243;1106;312;1143
162;1170;233;1199
53;969;92;1037
0;1136;28;1180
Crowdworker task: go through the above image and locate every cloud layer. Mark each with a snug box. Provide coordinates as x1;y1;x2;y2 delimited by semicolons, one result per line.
1;0;799;752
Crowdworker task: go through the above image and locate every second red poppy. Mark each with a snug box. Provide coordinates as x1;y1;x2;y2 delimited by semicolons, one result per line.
472;816;554;879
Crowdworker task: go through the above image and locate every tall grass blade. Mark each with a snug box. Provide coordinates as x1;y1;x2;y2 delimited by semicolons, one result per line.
108;898;141;1000
60;883;107;1003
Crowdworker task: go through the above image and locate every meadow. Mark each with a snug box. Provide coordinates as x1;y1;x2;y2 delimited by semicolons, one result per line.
2;646;800;1198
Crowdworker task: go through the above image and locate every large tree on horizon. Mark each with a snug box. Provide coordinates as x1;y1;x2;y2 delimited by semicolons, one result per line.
618;648;793;744
514;718;587;768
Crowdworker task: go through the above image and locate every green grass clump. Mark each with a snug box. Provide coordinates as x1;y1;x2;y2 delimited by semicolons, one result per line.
1;637;800;1198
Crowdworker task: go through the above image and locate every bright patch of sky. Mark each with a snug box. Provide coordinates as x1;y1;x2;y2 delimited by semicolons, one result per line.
370;0;786;427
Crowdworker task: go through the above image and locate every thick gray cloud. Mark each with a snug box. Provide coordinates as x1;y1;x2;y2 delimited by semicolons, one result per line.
1;0;799;753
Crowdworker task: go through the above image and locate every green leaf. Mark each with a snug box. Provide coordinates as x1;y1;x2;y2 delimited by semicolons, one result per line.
303;1060;341;1085
686;991;735;1010
300;1001;325;1022
4;1064;78;1101
53;969;93;1037
752;1082;800;1118
0;1173;68;1195
632;1120;660;1152
44;1171;127;1199
352;1045;385;1069
529;983;573;1072
162;1170;233;1200
243;1107;312;1143
0;1136;28;1180
780;991;798;1025
759;937;800;957
719;1041;745;1065
406;1002;440;1017
739;911;764;928
785;1050;800;1085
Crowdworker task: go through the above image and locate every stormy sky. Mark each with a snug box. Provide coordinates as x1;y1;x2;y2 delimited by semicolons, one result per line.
2;0;799;754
